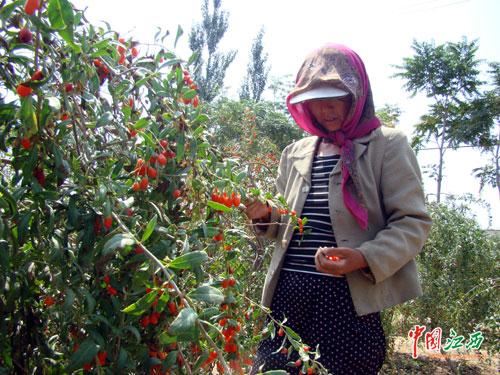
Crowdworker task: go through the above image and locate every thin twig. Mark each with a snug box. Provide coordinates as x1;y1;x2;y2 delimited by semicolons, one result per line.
111;212;232;375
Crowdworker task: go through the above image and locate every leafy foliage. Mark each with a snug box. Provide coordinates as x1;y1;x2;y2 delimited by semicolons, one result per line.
0;1;329;374
397;197;500;353
375;104;402;129
471;62;500;200
205;97;306;153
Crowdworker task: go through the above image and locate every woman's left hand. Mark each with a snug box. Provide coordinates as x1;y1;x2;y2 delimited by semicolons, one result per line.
314;247;369;276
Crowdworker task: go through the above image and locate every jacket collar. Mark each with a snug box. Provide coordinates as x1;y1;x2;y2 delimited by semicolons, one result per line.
289;137;319;185
290;129;379;182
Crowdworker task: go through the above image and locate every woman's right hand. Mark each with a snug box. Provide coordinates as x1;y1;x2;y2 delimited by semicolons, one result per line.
243;196;270;222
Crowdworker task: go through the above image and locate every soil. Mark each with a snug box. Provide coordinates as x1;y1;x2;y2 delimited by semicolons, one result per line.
380;337;500;375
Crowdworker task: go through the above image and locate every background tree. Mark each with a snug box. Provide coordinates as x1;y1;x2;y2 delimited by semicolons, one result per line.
393;38;484;202
375;103;402;128
188;0;237;103
205;98;305;152
239;27;270;103
396;196;500;372
471;62;500;201
268;74;294;105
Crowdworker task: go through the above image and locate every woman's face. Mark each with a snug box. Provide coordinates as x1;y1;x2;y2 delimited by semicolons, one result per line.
308;95;352;132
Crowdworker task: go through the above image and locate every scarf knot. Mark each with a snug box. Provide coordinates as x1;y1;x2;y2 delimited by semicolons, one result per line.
332;131;347;147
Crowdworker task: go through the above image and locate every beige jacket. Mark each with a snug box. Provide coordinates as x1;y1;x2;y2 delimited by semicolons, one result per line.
257;126;432;316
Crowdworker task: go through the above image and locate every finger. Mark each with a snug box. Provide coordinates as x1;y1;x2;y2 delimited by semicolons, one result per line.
322;247;342;261
244;201;269;220
315;247;343;275
243;198;260;208
247;200;268;213
315;247;329;271
245;198;261;208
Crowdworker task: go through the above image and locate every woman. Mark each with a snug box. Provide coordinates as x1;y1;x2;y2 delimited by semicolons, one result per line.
245;44;432;374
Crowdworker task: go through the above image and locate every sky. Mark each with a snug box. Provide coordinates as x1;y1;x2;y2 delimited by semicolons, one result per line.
72;0;500;228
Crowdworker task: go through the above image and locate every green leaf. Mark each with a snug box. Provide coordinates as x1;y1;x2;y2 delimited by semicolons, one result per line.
207;200;233;213
0;241;10;270
48;0;74;29
198;307;219;318
159;332;178;344
193;352;210;373
20;96;37;136
203;226;220;237
187;50;199;65
181;89;197;101
174;25;183;48
169;251;208;269
17;210;31;244
154;290;170;313
52;144;63;168
121;290;158;316
192;125;205;137
256;371;289;375
251;187;261;197
44;96;61;112
0;185;17;217
137;129;156;148
102;234;136;256
80;288;96;314
63;288;76;310
141;214;157;242
67;195;79;228
91;38;112;50
58;26;82;53
111;161;124;179
187;285;224;303
176;130;185;163
135;73;158;88
65;338;99;372
235;171;247;183
96;112;114;126
285;326;301;341
121;325;141;343
180;237;190;255
134;117;150;129
115;347;129;373
104;199;111;218
95;184;107;207
168;307;197;334
314;344;321;360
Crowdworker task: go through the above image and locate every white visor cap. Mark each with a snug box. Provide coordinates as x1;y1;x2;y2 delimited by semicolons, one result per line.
289;86;349;104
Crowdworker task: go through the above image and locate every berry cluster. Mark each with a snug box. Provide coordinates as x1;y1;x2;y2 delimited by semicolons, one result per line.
117;37;139;65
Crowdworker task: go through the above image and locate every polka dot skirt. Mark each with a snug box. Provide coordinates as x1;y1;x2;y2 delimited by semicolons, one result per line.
251;270;386;375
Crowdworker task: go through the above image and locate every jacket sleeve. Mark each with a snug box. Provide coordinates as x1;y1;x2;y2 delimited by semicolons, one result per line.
252;145;290;240
356;132;432;284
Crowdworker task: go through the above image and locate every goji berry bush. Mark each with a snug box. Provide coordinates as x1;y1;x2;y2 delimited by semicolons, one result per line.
3;2;499;375
0;1;328;374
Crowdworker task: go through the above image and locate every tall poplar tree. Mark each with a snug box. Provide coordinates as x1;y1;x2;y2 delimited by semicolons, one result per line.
188;0;237;103
239;27;270;102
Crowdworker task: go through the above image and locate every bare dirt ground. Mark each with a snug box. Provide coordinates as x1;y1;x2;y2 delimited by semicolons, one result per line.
379;337;500;374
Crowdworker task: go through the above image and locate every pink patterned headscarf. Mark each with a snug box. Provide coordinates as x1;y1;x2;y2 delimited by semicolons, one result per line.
287;44;381;229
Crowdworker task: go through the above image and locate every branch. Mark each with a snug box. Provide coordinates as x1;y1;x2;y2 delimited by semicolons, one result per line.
110;212;232;375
